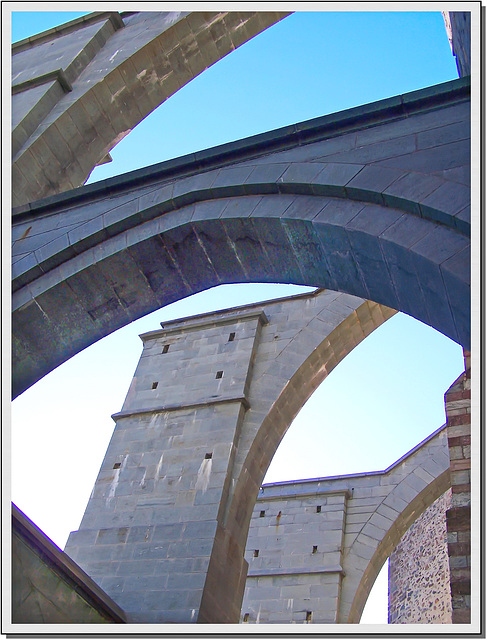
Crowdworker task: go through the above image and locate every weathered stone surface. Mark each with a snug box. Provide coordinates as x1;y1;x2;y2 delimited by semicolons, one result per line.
240;426;450;624
11;79;471;398
12;505;125;624
12;11;290;207
64;290;395;622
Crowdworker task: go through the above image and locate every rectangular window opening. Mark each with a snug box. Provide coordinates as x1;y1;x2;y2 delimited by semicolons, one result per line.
215;370;223;379
316;505;321;513
162;344;170;354
253;549;259;557
312;545;318;554
306;611;312;623
243;613;249;623
113;462;121;469
259;510;265;518
151;382;158;389
228;332;236;342
205;452;212;460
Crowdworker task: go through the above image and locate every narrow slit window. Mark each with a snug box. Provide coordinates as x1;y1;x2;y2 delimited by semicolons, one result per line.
215;370;223;379
312;545;318;554
243;613;249;623
306;611;312;623
152;382;158;389
253;549;259;557
162;344;170;354
228;332;236;342
259;510;265;518
316;505;321;513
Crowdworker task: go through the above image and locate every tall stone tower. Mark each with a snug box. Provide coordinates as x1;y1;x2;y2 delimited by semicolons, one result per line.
65;306;269;622
64;290;391;623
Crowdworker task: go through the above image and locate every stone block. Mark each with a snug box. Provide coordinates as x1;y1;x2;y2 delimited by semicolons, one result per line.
65;529;98;546
421;181;470;221
414;253;459;343
349;232;401;309
313;222;368;298
279;162;325;187
249;194;295;219
380;138;470;174
220;195;263;219
417;120;470;150
244;163;288;191
383;172;445;214
191;200;229;222
95;527;129;545
183;520;218;540
312;163;364;191
345;164;403;196
333;134;417;165
166;571;207;590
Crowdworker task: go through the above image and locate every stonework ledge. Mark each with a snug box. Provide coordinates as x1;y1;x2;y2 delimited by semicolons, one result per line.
111;396;250;421
248;566;345;578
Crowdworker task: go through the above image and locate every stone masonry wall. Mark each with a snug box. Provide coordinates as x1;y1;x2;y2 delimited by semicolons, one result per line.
388;490;452;624
240;425;450;624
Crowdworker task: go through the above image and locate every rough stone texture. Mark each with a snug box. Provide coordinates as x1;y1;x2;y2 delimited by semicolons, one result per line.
388;490;452;624
64;290;397;623
442;12;471;77
12;11;290;207
445;352;471;623
12;80;471;398
12;505;125;624
239;426;450;624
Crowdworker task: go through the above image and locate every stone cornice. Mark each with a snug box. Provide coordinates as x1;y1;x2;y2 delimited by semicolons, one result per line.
111;396;250;422
139;309;269;342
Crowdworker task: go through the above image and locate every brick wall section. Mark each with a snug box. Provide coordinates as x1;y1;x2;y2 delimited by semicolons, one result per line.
388;490;452;624
445;351;471;623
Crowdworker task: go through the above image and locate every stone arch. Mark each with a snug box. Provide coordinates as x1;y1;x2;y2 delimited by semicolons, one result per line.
65;288;398;623
345;465;451;623
12;78;471;398
13;190;469;399
224;297;396;535
240;425;451;624
12;11;289;207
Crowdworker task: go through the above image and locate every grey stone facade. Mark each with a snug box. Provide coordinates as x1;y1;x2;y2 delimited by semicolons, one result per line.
65;289;396;623
64;286;450;623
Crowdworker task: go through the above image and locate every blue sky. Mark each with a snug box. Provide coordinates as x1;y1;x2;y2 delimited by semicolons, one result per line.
10;8;465;625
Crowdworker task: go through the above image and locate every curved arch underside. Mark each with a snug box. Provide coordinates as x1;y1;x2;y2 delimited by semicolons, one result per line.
12;192;469;399
12;78;470;399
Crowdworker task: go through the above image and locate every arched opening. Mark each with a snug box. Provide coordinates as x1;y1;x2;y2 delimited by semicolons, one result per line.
234;303;462;625
10;7;468;624
12;283;463;624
